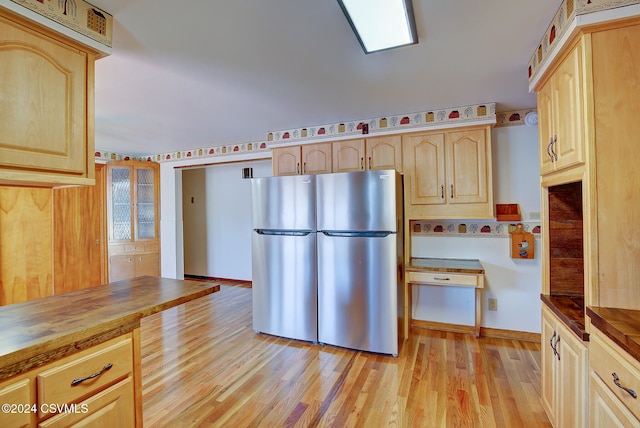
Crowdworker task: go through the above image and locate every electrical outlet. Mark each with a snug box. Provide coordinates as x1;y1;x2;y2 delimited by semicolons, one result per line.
488;298;498;311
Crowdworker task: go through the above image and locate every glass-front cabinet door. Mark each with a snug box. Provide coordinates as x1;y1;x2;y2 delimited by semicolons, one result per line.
110;167;132;241
135;167;156;240
107;162;159;242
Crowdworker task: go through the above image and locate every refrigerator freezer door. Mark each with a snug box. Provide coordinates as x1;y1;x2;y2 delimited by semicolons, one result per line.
251;175;316;231
317;232;399;355
252;231;317;342
316;170;398;232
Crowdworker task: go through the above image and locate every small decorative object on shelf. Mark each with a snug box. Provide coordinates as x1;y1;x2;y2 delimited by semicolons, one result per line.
510;223;534;259
496;204;521;221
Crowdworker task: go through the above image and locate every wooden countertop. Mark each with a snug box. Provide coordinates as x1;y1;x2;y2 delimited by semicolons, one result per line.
0;276;219;380
587;306;640;363
541;294;589;341
406;258;484;274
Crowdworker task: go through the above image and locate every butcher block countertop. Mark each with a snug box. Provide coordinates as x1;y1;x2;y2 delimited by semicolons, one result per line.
406;257;485;274
0;276;219;380
587;306;640;363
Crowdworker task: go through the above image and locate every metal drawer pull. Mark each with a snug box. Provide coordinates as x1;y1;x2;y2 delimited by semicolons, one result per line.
549;331;556;353
554;335;560;361
71;363;113;386
433;277;450;281
612;373;638;398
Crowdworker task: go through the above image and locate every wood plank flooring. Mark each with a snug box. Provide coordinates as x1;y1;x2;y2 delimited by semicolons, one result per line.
140;280;550;427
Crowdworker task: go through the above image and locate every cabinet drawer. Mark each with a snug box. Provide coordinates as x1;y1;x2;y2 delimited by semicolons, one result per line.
0;379;31;427
37;337;133;418
406;271;479;287
124;244;143;253
590;329;640;420
38;378;135;427
145;242;159;252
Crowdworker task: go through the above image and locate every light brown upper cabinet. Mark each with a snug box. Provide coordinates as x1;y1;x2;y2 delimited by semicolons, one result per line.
106;161;160;282
537;38;586;176
402;125;494;219
0;10;99;187
272;143;332;176
332;136;403;173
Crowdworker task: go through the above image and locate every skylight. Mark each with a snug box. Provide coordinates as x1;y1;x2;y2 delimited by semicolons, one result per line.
338;0;418;54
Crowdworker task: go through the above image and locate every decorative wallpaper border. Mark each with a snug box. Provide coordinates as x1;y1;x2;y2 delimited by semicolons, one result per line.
411;220;541;238
495;109;537;127
96;102;540;163
528;0;640;84
267;103;496;144
11;0;113;47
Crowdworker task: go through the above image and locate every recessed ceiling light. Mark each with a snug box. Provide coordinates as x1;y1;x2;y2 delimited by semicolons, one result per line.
338;0;418;54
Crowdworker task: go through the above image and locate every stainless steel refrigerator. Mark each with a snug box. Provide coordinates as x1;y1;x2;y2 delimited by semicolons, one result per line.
251;174;318;342
316;170;404;356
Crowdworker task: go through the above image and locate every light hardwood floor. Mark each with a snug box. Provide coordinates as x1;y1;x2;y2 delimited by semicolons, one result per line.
140;281;550;427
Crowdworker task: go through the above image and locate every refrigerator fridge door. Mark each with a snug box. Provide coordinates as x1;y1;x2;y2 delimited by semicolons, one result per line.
316;170;399;232
252;230;317;342
251;175;315;231
317;231;399;355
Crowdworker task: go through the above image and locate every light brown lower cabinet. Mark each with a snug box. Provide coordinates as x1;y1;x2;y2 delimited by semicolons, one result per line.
0;333;139;427
541;305;588;427
589;328;640;426
109;252;160;282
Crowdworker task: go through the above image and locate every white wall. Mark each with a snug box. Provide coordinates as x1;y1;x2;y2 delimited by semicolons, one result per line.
182;160;272;280
160;151;271;280
411;124;542;333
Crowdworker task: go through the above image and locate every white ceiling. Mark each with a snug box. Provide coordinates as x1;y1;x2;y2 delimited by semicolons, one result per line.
89;0;559;156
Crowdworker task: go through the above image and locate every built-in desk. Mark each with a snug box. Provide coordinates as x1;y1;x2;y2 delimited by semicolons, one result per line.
405;258;485;337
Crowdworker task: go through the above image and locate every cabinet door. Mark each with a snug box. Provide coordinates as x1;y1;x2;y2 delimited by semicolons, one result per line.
0;187;53;305
302;143;332;175
136;253;160;277
272;146;301;176
403;133;446;206
556;321;588;428
541;307;557;426
552;40;585;172
108;166;133;242
109;255;136;282
333;139;365;172
0;13;93;185
445;128;489;205
135;167;158;241
53;164;107;294
366;135;402;172
537;80;556;175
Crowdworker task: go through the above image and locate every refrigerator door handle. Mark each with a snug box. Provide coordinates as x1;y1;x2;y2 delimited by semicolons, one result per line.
255;229;313;237
319;231;393;238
